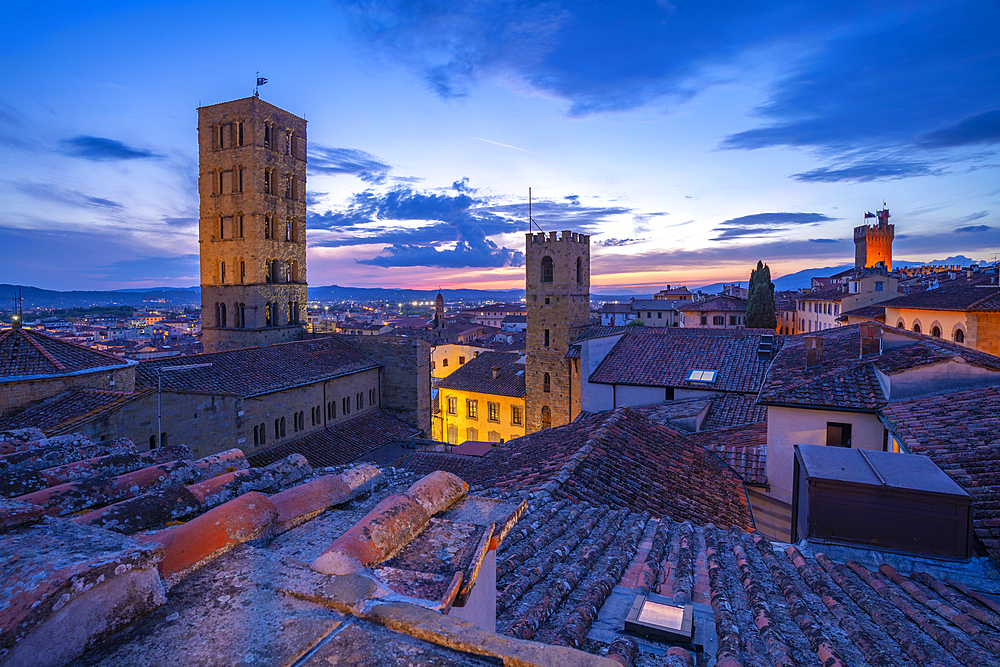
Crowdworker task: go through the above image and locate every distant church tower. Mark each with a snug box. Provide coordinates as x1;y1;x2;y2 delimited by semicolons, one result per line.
525;230;590;433
854;207;894;272
198;96;308;352
434;290;444;329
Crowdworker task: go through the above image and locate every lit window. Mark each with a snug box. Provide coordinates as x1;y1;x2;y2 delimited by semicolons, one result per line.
511;405;522;425
467;399;478;419
488;402;499;422
447;396;457;415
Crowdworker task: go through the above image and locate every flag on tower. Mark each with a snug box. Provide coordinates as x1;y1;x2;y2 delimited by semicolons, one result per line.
257;77;268;86
865;211;876;218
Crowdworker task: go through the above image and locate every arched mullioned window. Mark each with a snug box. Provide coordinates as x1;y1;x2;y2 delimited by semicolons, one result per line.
219;303;227;328
272;302;280;326
285;217;292;241
264;214;271;239
265;302;272;327
540;406;552;429
576;257;582;283
541;256;553;283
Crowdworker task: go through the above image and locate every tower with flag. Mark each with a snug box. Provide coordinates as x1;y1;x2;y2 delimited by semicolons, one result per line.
854;205;894;272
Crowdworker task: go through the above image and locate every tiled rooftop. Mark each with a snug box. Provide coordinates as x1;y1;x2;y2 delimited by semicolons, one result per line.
247;409;423;469
136;337;379;397
882;385;1000;565
879;283;1000;312
0;387;152;435
402;408;754;530
0;328;130;379
759;324;1000;410
689;422;767;485
838;304;887;321
436;351;526;398
589;331;781;394
4;424;1000;667
701;393;768;431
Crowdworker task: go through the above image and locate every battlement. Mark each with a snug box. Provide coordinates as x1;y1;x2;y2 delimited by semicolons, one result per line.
854;223;895;239
527;230;590;245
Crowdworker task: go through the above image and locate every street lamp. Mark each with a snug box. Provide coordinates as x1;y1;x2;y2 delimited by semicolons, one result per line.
156;363;212;449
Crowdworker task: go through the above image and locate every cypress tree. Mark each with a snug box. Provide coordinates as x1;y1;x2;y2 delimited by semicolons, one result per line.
745;260;777;329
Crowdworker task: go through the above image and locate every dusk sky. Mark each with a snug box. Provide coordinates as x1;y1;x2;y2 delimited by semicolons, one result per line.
1;0;998;293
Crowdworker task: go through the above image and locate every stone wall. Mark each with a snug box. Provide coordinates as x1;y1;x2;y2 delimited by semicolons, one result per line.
974;311;1000;356
333;335;431;435
0;364;136;414
68;368;381;459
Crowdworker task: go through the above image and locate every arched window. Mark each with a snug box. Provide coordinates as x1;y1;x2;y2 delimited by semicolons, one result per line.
541;256;553;283
293;301;299;323
357;392;364;410
897;320;905;329
274;419;280;440
220;261;226;284
265;301;272;326
264;122;272;148
149;434;157;450
239;303;246;328
576;257;582;283
220;303;227;328
285;217;292;241
272;302;280;326
288;301;294;324
543;373;551;393
954;328;965;344
291;260;298;283
931;325;941;338
285;130;292;156
264;214;271;239
237;121;244;146
291;175;298;200
913;323;921;334
271;259;281;283
284;173;292;199
215;302;221;328
264;168;272;194
253;426;259;445
540;406;551;429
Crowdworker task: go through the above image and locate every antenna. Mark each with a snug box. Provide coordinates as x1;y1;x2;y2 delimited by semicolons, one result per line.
528;188;544;234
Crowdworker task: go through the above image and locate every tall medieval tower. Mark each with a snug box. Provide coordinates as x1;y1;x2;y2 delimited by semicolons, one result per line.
854;207;894;272
198;96;308;352
525;230;590;433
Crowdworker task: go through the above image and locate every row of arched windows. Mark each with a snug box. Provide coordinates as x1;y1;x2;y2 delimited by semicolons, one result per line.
262;168;299;199
263;122;298;157
264;258;300;284
215;119;299;157
538;256;584;284
895;319;965;344
213;168;245;195
263;215;299;242
249;389;379;447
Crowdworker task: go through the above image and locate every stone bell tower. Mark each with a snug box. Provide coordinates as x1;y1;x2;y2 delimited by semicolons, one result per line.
198;96;308;352
525;230;591;433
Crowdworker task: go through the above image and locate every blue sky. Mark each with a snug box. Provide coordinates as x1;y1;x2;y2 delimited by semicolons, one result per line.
1;0;998;292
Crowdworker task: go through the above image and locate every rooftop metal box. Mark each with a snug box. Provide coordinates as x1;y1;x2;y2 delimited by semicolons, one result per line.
792;444;972;558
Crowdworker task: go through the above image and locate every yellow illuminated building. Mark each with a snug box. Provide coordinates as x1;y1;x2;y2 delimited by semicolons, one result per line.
437;352;526;444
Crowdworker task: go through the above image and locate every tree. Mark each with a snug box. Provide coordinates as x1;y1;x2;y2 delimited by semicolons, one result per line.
745;260;777;329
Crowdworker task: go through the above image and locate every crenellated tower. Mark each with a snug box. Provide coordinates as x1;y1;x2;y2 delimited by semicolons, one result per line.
525;230;590;433
198;96;308;352
854;207;894;272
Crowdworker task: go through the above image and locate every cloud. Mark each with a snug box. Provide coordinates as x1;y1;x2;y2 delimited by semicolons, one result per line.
310;181;525;268
308;145;392;184
711;212;833;241
598;238;643;247
956;211;989;224
473;137;532;153
13;182;124;210
162;216;198;228
60;136;162;161
486;199;630;233
918;109;1000;148
791;159;942;183
955;225;993;233
809;238;839;243
96;255;200;282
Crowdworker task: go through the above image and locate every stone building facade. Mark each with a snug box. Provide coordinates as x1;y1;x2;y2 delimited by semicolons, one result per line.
198;96;308;352
524;231;590;433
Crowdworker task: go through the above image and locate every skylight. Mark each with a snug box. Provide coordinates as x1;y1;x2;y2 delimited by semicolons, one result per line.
625;594;695;644
686;369;717;383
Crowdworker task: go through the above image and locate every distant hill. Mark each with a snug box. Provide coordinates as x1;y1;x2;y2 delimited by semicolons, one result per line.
0;284;201;310
306;285;526;303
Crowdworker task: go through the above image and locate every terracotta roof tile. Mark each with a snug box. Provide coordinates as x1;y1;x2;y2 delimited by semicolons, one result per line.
0;388;152;434
689;422;767;485
137;337;379;397
436;351;526;398
677;295;748;312
590;331;780;393
879;284;1000;312
0;328;129;379
247;408;422;469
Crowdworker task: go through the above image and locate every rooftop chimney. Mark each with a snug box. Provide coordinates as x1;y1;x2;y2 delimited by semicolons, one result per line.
805;336;824;369
859;322;882;357
492;366;501;379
